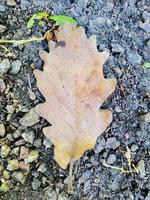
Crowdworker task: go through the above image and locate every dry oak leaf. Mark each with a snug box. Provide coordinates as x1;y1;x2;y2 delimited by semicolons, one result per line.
34;24;117;169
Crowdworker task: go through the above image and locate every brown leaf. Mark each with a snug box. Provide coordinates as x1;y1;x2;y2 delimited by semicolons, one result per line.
34;24;117;169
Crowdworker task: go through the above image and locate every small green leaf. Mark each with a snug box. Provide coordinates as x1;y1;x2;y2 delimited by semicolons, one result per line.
27;18;35;29
27;12;49;28
38;20;43;26
49;15;77;26
143;62;150;68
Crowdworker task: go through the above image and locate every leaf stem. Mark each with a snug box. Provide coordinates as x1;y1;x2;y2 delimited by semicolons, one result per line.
67;159;74;194
0;37;44;45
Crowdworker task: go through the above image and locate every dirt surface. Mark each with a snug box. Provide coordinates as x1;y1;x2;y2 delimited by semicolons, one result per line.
0;0;150;200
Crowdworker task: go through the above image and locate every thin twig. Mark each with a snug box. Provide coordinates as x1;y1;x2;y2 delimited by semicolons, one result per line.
0;37;44;45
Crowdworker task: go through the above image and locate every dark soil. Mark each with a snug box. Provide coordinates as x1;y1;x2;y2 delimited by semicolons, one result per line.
0;0;150;200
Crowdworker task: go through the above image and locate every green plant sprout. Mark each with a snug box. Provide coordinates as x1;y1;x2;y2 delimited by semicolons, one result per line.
27;12;77;28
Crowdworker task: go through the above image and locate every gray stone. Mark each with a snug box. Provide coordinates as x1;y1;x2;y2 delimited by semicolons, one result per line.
145;191;150;200
103;2;114;12
20;146;29;159
139;22;150;33
31;178;41;190
12;172;26;184
0;78;6;94
128;0;136;6
19;108;40;127
44;187;57;200
107;154;117;165
78;171;91;184
1;145;11;158
142;11;150;22
22;130;35;144
0;5;6;12
34;139;42;148
147;39;150;48
0;59;11;74
3;170;10;179
10;147;19;156
95;17;106;25
7;159;19;171
7;0;16;6
137;160;145;178
37;163;47;173
105;137;120;150
43;137;52;149
78;0;89;8
0;24;6;33
58;192;68;200
11;60;22;74
0;124;6;137
131;144;138;152
127;52;142;65
141;112;150;123
94;137;105;153
111;43;124;53
13;129;21;139
24;150;39;163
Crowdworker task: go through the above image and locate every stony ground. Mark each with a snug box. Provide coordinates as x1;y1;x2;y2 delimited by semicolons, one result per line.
0;0;150;200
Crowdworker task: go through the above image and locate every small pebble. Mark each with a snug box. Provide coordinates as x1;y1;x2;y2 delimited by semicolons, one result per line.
141;112;150;123
13;129;21;139
32;178;41;190
22;130;35;144
37;163;47;173
10;147;19;156
11;60;22;74
0;24;6;33
94;137;105;153
12;171;26;184
3;170;10;179
0;124;6;137
19;108;40;127
7;0;16;6
127;52;142;65
107;154;117;165
58;192;68;200
0;59;11;74
0;79;6;94
131;144;138;152
139;22;150;33
44;187;57;200
43;137;52;149
34;139;42;148
137;160;145;178
19;161;30;171
7;159;19;171
24;150;39;163
111;43;124;53
0;5;6;12
15;139;25;146
20;146;29;159
1;145;11;158
0;182;9;192
105;137;120;150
